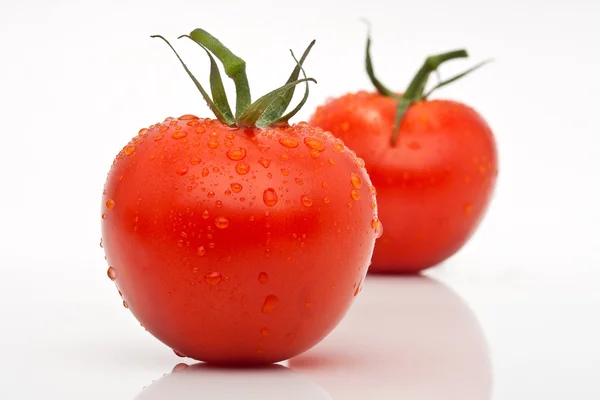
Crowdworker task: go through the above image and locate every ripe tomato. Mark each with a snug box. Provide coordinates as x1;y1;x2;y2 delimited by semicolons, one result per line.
101;29;379;365
310;36;497;273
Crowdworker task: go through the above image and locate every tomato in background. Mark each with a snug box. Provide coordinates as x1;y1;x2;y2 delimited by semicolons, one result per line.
310;33;497;273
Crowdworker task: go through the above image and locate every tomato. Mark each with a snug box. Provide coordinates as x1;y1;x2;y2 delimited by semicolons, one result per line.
101;28;379;365
310;37;497;273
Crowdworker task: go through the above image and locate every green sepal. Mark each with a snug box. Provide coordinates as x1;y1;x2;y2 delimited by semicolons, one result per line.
269;48;312;125
236;78;317;127
179;35;234;123
365;32;397;98
150;35;233;124
423;59;493;98
256;40;316;126
189;28;251;118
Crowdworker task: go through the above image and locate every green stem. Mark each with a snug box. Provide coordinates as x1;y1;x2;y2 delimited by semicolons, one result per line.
390;49;468;144
189;28;251;118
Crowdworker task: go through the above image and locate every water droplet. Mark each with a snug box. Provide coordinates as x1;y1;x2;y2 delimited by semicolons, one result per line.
225;189;232;196
178;114;199;120
305;301;312;308
351;189;360;200
195;126;206;134
193;267;199;274
334;140;345;152
279;137;299;148
226;148;246;161
209;131;219;138
202;167;209;177
323;197;331;204
258;158;271;168
99;238;103;248
231;183;243;193
208;140;219;149
262;295;279;314
310;149;320;158
172;363;189;372
176;166;189;176
322;181;328;188
106;199;115;210
304;137;325;151
264;248;271;258
214;216;229;229
215;200;223;208
408;141;421;150
224;140;233;147
190;157;202;165
172;130;187;139
138;128;149;137
124;145;136;155
371;201;376;209
249;216;256;222
281;168;289;176
356;157;366;168
204;271;223;285
173;350;186;358
207;191;215;198
212;167;220;173
235;162;250;175
101;213;107;220
107;266;116;281
226;133;235;139
260;327;269;336
208;242;216;249
301;195;312;207
202;209;210;219
258;272;268;284
329;158;336;166
155;135;164;141
123;300;129;309
350;173;362;189
263;188;278;207
295;178;303;185
373;218;383;238
197;246;206;256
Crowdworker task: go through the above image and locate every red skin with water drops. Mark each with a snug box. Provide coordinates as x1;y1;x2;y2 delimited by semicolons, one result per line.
101;115;379;365
310;92;497;273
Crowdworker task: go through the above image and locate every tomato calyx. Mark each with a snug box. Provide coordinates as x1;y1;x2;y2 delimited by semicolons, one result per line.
364;27;491;145
151;28;317;128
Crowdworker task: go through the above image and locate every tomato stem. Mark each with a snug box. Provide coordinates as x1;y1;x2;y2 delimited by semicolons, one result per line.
364;30;490;145
153;28;317;128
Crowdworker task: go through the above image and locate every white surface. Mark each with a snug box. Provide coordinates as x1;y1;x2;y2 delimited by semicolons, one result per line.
1;0;599;398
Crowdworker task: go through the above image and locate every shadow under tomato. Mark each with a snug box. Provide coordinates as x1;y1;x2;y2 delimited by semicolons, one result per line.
133;362;332;400
288;275;493;400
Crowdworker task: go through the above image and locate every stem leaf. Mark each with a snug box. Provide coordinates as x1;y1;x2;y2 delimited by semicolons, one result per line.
179;35;234;122
189;28;251;118
424;59;493;99
257;40;316;125
150;35;234;125
236;78;317;127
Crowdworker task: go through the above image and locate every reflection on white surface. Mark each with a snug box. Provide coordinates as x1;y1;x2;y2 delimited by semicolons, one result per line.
289;276;492;400
134;363;332;400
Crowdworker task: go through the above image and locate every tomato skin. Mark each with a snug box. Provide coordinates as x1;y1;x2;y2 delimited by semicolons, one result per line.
310;92;497;273
101;116;378;365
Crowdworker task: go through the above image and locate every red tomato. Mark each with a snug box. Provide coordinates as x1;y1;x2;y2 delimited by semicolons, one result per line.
101;117;379;364
310;92;497;273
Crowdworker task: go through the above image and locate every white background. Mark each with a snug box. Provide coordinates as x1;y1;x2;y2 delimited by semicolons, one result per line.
0;0;598;398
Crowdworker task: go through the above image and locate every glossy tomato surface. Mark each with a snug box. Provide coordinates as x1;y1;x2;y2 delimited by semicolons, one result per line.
310;92;497;273
101;116;379;364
